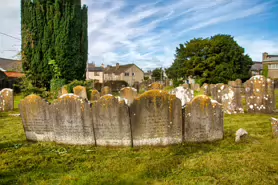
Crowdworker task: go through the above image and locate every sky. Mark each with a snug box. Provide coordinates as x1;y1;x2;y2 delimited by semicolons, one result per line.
0;0;278;71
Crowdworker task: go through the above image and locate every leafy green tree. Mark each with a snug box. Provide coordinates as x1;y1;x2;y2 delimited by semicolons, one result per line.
166;34;253;85
151;68;163;81
21;0;88;89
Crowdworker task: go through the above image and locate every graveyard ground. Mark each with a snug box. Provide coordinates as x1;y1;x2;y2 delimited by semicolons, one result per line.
0;92;278;185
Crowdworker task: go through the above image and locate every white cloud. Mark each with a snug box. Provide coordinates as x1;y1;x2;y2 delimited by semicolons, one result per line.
0;0;277;71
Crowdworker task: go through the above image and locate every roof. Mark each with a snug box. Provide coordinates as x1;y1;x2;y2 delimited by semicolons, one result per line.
263;57;278;62
250;61;262;71
87;64;104;72
105;64;144;75
4;71;25;78
0;58;22;72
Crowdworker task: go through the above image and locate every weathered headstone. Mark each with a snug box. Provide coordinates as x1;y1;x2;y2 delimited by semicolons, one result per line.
221;86;244;114
202;83;210;96
0;88;14;112
52;94;95;145
92;95;132;146
61;86;68;95
101;86;112;96
210;84;228;103
149;82;163;90
271;118;278;138
119;87;138;106
90;89;100;101
182;84;189;89
191;84;200;91
171;86;194;107
235;128;248;142
130;90;182;146
73;85;87;100
245;75;275;113
184;95;224;142
19;94;54;141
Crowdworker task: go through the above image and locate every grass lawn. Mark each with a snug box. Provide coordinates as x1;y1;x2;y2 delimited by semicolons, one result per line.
0;93;278;185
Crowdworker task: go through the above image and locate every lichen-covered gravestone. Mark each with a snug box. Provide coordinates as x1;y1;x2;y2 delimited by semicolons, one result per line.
0;88;14;111
202;83;210;96
221;86;244;114
90;89;100;101
52;94;95;145
271;118;278;138
184;95;224;142
119;87;138;106
92;95;132;146
149;82;163;90
101;86;112;96
61;86;68;95
130;90;182;146
171;86;194;107
245;75;275;113
19;94;54;141
73;85;87;100
191;84;200;91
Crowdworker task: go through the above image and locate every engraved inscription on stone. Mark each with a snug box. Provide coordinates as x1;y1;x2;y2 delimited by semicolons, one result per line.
184;95;224;142
19;94;54;141
130;90;182;146
92;95;131;146
52;94;95;145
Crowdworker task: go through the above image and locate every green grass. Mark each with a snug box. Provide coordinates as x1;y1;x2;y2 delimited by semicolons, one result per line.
0;94;278;185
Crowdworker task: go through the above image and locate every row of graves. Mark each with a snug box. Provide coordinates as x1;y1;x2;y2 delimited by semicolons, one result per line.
1;75;277;146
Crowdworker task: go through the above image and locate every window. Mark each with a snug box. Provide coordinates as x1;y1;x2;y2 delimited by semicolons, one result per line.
132;73;135;76
125;72;129;76
268;64;278;69
94;72;99;76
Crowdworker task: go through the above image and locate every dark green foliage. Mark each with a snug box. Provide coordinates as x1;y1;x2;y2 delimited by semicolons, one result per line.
262;64;268;78
166;34;253;85
151;68;164;81
50;78;66;98
21;0;88;89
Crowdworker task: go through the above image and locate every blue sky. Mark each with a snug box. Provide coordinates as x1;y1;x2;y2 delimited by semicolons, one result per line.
0;0;278;71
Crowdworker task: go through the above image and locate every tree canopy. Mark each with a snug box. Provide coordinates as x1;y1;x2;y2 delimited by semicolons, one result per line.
151;68;163;81
166;34;253;85
21;0;88;89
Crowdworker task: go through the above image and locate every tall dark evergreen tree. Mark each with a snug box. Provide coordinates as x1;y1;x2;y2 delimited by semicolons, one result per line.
21;0;88;88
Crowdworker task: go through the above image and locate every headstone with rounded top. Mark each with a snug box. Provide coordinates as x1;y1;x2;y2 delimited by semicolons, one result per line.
119;87;138;106
92;95;132;146
184;95;224;142
130;90;182;146
101;86;112;96
52;94;95;145
149;82;163;90
90;89;100;101
19;94;54;141
0;88;14;112
73;85;87;100
171;86;194;107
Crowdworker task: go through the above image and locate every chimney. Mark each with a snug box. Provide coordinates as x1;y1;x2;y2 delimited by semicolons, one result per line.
262;52;268;61
116;63;120;69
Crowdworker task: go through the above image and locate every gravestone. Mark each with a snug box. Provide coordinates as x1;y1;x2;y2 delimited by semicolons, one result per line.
210;84;228;103
245;75;275;113
271;118;278;138
0;88;14;112
101;86;112;96
184;95;224;142
90;90;100;101
221;86;244;114
19;94;54;141
191;84;200;91
149;82;163;90
61;86;68;95
182;84;189;89
73;85;87;100
202;83;210;96
130;90;182;146
119;87;138;106
92;95;132;146
52;94;95;145
171;86;194;107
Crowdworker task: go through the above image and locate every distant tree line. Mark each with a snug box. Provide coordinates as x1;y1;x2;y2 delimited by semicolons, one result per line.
21;0;88;89
166;34;253;86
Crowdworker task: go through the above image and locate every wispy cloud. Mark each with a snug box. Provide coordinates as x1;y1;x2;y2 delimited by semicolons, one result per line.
0;0;277;71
